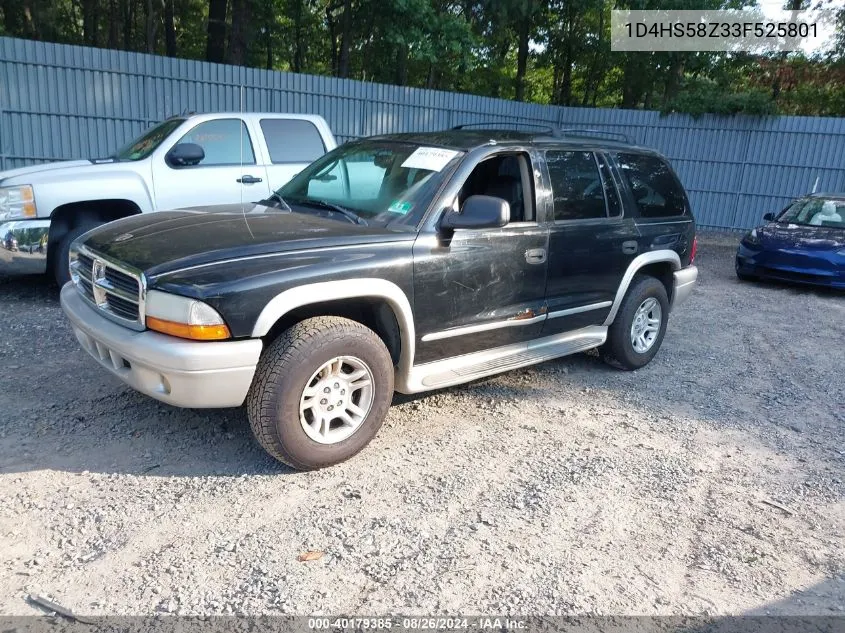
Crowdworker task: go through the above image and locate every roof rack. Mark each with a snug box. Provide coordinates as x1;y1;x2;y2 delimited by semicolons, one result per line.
557;128;633;144
451;122;561;136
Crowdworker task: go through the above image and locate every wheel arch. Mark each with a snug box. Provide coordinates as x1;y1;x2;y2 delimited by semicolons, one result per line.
48;199;142;266
604;250;680;326
252;279;415;380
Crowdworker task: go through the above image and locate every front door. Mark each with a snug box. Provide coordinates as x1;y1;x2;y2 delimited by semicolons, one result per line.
152;118;270;209
412;151;549;365
541;149;640;335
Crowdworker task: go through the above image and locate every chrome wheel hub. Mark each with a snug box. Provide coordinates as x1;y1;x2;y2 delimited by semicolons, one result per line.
630;297;662;354
299;356;374;445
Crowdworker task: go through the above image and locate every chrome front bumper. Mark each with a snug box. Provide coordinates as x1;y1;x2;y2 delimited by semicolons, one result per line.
0;219;50;275
671;265;698;309
60;283;263;408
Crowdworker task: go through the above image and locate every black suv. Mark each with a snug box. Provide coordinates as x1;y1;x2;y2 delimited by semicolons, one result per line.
61;127;698;469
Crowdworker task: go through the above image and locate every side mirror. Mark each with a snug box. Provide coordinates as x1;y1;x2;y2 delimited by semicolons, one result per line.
166;142;205;167
763;212;775;221
441;195;509;230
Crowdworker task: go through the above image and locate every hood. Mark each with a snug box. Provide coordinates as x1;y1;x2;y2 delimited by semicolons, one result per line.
81;203;413;275
758;222;845;250
0;158;122;186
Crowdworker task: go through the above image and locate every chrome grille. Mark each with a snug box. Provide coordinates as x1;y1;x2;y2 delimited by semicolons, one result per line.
71;248;144;329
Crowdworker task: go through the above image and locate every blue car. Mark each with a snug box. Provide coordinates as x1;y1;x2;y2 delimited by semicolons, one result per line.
735;193;845;290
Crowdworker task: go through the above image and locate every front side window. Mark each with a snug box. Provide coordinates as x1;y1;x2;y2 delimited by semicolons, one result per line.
277;141;464;226
114;118;184;161
260;119;326;164
546;150;607;221
615;153;688;218
174;119;255;166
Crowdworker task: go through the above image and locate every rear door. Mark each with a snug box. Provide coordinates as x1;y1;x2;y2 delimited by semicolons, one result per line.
541;148;640;336
152;117;269;209
254;118;329;192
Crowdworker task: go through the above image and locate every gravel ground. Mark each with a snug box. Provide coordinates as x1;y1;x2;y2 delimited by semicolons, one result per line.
1;233;843;617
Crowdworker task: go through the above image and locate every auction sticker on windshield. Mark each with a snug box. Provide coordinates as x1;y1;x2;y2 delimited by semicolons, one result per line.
401;147;460;172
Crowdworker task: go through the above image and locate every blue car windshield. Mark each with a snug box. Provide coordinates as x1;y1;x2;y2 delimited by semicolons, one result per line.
778;198;845;229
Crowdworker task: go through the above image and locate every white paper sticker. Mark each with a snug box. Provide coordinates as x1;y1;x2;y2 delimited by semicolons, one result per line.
401;147;460;172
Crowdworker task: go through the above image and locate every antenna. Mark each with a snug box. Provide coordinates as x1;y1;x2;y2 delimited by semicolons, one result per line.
239;84;255;237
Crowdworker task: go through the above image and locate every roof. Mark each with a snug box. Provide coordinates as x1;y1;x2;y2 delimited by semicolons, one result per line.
367;129;649;152
808;192;845;200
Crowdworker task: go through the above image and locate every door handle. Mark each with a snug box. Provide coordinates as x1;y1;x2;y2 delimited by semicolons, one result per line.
622;240;639;255
237;175;263;184
525;248;547;264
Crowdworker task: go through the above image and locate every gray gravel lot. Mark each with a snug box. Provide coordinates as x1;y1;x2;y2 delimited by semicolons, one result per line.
1;234;843;616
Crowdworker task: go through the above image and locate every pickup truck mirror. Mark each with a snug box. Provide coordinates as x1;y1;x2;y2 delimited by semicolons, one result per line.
441;195;509;230
166;143;205;167
763;212;775;221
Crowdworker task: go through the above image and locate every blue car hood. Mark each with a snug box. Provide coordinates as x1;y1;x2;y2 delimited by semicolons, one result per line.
759;223;845;251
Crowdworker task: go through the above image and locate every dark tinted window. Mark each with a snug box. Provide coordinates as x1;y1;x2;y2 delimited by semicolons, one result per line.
615;153;688;218
546;150;607;221
176;119;255;166
597;154;622;217
260;119;326;163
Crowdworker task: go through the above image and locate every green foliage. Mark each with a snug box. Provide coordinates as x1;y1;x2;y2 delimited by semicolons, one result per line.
1;0;842;116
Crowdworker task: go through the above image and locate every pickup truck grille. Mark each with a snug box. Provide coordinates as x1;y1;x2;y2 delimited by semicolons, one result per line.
72;250;144;329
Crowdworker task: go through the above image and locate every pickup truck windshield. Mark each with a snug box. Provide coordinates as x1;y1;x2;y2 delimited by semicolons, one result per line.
276;141;464;226
114;118;185;161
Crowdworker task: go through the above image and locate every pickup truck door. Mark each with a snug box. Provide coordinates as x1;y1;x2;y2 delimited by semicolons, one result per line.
152;117;270;209
412;149;549;366
250;117;330;192
540;150;640;336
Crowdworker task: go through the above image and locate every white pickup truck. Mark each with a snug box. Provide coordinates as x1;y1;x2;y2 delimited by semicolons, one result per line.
0;112;337;283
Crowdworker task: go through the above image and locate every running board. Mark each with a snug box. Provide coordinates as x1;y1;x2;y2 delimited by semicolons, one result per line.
397;326;607;393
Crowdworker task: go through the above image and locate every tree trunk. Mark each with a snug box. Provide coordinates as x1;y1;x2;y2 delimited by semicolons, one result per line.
395;44;408;86
83;0;99;46
3;0;36;38
490;40;509;98
122;0;133;49
337;0;352;78
206;0;227;63
143;0;156;53
292;0;303;72
164;0;177;56
514;0;532;102
107;0;120;48
228;0;251;65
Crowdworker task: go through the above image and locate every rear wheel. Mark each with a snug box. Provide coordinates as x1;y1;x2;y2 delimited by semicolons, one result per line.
53;223;102;286
601;275;669;371
246;316;394;470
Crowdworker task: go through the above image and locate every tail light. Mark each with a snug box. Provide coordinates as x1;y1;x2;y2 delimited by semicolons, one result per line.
690;236;698;264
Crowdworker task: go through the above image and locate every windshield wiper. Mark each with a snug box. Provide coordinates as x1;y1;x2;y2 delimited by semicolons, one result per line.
288;197;368;226
262;192;291;210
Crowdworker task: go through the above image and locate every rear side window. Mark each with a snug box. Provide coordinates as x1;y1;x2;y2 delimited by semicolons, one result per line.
615;153;688;218
260;119;326;164
175;119;255;166
546;150;607;221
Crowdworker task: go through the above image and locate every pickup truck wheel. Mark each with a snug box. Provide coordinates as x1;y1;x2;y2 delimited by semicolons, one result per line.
53;223;101;286
601;275;669;371
246;316;394;470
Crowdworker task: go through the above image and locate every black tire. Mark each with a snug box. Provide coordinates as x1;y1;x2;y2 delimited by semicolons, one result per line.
601;275;669;371
735;261;757;282
53;223;102;286
246;316;394;470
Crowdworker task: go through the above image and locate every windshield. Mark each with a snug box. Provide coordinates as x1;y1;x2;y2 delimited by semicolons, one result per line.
777;198;845;228
276;140;464;226
114;118;185;161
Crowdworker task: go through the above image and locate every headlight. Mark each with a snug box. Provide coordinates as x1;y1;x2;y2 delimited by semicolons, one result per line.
743;228;760;246
145;290;231;341
0;185;37;220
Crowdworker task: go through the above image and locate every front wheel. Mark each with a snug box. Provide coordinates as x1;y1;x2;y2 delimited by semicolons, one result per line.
53;223;102;286
601;275;669;371
246;316;394;470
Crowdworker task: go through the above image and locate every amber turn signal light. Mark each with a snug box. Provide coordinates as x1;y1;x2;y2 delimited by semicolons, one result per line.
146;316;231;341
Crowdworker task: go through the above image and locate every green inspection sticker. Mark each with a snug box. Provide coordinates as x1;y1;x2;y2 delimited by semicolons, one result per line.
388;200;414;215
